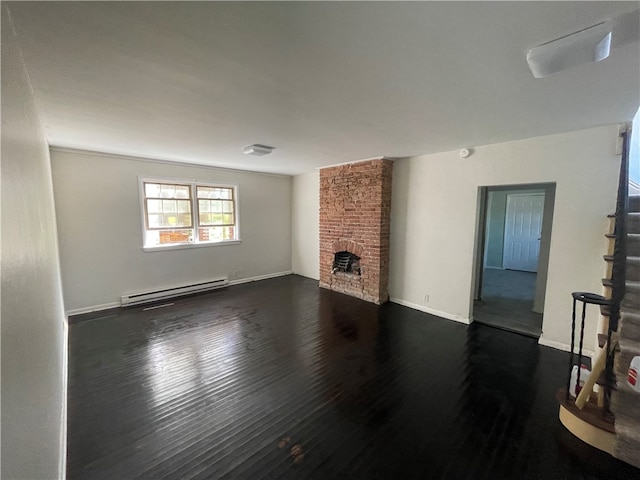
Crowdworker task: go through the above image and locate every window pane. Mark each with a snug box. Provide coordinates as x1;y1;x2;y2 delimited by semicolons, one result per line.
163;214;177;226
177;201;191;213
222;201;233;213
148;214;163;228
160;185;176;198
175;186;190;199
145;183;160;197
199;199;210;212
197;187;212;199
146;182;192;200
162;200;177;213
147;199;162;213
165;213;191;228
199;212;216;226
212;201;222;213
197;186;233;200
223;213;233;224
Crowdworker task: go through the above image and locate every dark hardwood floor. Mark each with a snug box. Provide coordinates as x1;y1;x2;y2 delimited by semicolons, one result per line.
67;275;639;479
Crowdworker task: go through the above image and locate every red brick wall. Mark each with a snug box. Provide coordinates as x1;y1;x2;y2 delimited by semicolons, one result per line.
319;159;393;304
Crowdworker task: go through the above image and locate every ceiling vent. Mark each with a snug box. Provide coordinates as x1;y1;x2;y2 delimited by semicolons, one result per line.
242;144;275;156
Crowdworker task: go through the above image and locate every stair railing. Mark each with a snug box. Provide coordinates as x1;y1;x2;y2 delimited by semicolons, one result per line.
602;128;631;411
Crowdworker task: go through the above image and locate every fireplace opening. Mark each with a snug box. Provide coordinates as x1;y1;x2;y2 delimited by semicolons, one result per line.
332;251;361;275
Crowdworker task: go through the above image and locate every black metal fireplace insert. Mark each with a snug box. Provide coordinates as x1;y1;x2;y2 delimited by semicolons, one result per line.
332;251;361;275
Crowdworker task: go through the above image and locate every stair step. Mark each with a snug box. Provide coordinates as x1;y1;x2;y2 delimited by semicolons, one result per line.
611;381;640;406
598;333;609;348
556;388;615;433
619;312;640;343
607;212;640;232
601;277;640;290
629;213;640;234
611;388;640;435
602;254;640;263
622;281;640;310
627;256;640;282
614;337;640;379
630;195;640;214
625;279;640;291
597;331;620;347
614;415;640;469
629;234;640;257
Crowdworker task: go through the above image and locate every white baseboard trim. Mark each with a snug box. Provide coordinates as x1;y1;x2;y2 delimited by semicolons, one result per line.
59;317;68;480
66;302;120;317
290;271;320;281
65;272;294;316
389;297;471;325
538;336;595;360
228;270;292;286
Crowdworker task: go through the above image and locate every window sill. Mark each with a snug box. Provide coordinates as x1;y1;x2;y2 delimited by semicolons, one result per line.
142;240;241;252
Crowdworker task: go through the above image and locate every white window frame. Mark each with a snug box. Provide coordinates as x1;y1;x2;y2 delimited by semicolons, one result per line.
139;176;241;252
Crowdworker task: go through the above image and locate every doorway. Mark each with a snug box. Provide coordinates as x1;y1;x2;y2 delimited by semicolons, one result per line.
472;183;555;337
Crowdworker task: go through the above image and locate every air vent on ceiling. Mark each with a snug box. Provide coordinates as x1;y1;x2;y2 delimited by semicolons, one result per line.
242;144;275;156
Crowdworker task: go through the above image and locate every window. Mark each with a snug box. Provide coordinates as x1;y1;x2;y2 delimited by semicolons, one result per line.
141;179;238;249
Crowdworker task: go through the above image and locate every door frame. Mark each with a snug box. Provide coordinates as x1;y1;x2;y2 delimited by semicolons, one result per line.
470;182;556;319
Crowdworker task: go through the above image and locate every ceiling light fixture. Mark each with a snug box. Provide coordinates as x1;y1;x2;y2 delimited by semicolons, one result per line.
526;22;612;78
242;144;275;156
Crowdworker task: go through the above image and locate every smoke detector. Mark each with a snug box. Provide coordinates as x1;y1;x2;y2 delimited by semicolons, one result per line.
459;148;472;158
242;144;275;156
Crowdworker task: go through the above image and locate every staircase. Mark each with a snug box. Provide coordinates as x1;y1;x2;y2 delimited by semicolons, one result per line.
557;129;640;471
610;194;640;468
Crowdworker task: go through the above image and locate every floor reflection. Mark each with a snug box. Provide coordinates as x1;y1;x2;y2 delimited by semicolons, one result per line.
66;276;637;480
315;291;379;412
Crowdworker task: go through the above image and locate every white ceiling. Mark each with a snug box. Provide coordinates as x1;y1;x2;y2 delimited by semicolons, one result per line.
7;1;640;175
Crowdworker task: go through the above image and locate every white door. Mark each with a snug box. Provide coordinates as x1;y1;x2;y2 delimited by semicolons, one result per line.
503;193;544;272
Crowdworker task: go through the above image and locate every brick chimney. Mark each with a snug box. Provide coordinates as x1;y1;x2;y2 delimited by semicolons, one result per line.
319;158;393;304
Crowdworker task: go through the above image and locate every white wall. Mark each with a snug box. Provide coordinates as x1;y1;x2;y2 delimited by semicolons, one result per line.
1;5;67;478
389;125;621;350
51;149;292;313
291;171;319;280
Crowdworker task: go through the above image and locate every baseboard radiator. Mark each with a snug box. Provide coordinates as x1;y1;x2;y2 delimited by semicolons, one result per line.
120;278;229;306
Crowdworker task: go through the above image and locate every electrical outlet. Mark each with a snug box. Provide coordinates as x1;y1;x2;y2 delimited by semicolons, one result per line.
424;294;430;303
232;269;239;279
